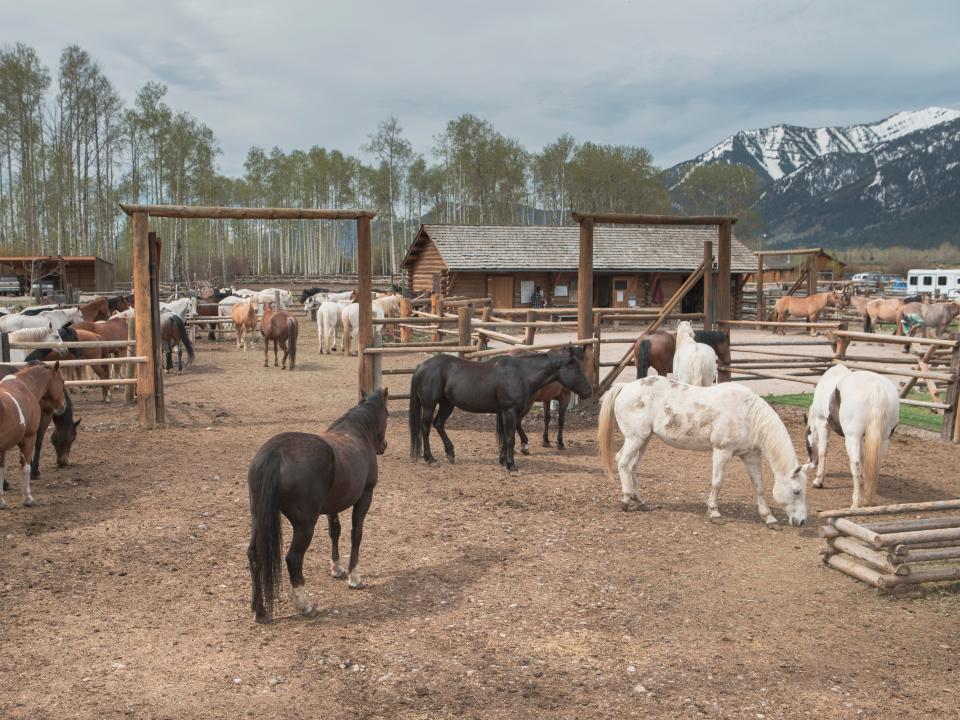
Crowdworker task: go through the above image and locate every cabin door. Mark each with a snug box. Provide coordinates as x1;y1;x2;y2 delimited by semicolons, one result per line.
487;275;514;309
612;276;633;308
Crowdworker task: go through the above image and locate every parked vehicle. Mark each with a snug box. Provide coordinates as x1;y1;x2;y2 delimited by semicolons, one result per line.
907;268;960;295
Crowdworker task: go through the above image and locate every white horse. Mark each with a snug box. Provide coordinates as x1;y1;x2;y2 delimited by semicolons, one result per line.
805;364;900;508
159;296;197;320
8;324;68;362
317;301;345;354
218;295;245;317
340;302;384;356
672;321;717;386
0;308;80;333
256;289;292;309
598;376;810;526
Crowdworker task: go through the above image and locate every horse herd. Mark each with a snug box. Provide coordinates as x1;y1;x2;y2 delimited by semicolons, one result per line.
245;318;905;623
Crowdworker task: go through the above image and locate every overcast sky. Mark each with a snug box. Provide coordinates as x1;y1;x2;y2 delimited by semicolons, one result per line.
6;0;959;175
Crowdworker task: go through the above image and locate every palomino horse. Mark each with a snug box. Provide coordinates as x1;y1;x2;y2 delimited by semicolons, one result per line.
497;346;590;452
805;364;899;507
0;365;79;481
409;346;592;471
261;302;299;370
770;291;843;335
160;313;195;374
247;388;389;623
231;299;259;350
634;328;730;380
672;321;717;386
598;376;810;526
863;296;922;334
0;362;67;508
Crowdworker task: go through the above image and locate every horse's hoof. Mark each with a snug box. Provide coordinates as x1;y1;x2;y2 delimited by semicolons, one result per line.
620;501;631;512
426;459;438;467
445;454;455;464
302;604;320;618
348;579;365;590
542;440;551;448
254;613;272;624
557;442;565;450
29;472;39;481
520;445;530;456
812;481;824;489
634;501;650;512
23;498;34;508
331;569;347;580
709;516;727;525
506;464;518;473
766;522;783;531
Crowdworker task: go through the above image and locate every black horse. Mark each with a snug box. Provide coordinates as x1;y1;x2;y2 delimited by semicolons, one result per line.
299;287;331;304
0;364;80;483
409;346;593;472
247;388;389;623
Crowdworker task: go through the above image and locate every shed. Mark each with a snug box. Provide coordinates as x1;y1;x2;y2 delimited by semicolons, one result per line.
754;249;845;284
0;255;115;294
401;224;755;311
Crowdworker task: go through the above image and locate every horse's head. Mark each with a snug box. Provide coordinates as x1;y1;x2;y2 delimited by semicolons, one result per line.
550;346;592;399
827;291;844;309
675;320;695;341
51;400;79;467
43;361;68;417
361;387;390;454
771;462;812;526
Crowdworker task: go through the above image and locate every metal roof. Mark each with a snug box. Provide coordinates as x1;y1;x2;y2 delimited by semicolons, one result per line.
403;224;756;273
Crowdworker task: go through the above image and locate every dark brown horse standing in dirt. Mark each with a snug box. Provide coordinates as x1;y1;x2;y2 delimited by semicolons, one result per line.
261;302;299;370
0;362;67;508
247;388;389;623
633;329;730;379
770;291;843;335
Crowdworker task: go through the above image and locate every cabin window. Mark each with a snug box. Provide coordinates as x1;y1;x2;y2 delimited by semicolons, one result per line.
938;276;948;286
909;276;918;286
614;279;628;290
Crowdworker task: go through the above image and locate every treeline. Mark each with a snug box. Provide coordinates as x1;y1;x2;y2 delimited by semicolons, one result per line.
0;42;758;283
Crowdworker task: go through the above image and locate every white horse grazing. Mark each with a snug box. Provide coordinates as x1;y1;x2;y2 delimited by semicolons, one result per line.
316;301;344;354
340;303;384;356
672;321;717;386
598;376;810;526
805;364;899;507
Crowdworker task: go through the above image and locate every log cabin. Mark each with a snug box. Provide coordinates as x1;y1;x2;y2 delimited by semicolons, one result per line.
401;224;755;312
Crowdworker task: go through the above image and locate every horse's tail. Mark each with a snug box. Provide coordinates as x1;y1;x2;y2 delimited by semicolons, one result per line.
863;309;873;333
861;385;887;506
248;449;284;619
635;339;652;379
287;317;298;369
342;313;352;355
598;384;625;480
408;369;422;459
173;314;195;365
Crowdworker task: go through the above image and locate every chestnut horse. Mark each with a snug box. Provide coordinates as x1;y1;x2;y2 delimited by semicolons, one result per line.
247;388;388;622
74;317;129;378
633;329;730;380
0;362;67;508
232;299;258;350
79;297;111;322
770;291;843;335
261;302;299;370
32;328;115;402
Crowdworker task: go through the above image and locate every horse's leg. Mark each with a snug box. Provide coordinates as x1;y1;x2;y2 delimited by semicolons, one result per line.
286;520;319;618
556;392;569;449
808;312;818;337
280;338;289;369
347;488;374;589
502;408;519;471
263;335;269;367
31;410;52;480
706;448;734;522
0;450;6;509
18;440;35;507
743;451;778;526
845;432;865;508
177;341;183;375
273;339;279;367
516;409;530;455
541;399;551;448
496;413;506;466
616;434;650;511
420;401;438;465
812;419;830;489
432;399;456;464
327;513;347;579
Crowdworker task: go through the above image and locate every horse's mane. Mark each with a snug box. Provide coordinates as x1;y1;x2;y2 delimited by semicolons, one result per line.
328;391;385;437
693;329;728;347
744;392;797;476
10;326;54;341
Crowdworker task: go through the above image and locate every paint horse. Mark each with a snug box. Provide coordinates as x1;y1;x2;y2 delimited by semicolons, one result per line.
598;376;810;526
672;321;718;386
770;290;843;335
0;362;68;508
409;346;592;471
634;328;730;380
261;302;299;370
247;388;389;623
805;364;899;507
231;299;259;350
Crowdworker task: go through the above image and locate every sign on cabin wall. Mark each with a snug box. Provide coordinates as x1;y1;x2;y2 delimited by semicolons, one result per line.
555;284;568;297
520;281;535;304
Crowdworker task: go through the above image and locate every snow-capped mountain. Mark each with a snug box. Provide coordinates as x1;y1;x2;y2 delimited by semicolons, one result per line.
666;107;960;249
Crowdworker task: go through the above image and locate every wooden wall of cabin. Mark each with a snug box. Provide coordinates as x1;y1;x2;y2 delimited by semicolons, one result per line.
405;237;448;293
448;272;486;298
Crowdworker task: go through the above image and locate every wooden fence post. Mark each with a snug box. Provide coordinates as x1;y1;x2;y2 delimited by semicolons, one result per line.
577;217;595;386
399;297;412;344
592;311;602;383
0;332;8;363
524;309;536;345
131;212;157;428
357;215;374;398
458;306;472;357
756;253;765;322
716;221;733;381
149;233;165;425
943;345;960;443
431;293;441;343
703;240;714;330
125;316;136;405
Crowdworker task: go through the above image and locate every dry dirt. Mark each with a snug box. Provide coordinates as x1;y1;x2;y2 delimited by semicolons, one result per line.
1;320;959;720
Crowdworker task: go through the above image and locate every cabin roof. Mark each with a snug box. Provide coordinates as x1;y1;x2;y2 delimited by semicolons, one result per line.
402;224;755;273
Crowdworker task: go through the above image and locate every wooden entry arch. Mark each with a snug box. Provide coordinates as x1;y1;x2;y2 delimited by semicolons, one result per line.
119;204;377;428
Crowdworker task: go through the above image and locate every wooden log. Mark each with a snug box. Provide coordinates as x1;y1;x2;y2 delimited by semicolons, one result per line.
819;524;840;539
578;217;595;386
723;362;829;370
131;212;156;428
832;517;883;547
119;204;376;220
826;553;884;588
524;309;536;345
725;368;821;385
399;298;412;344
363;345;474;355
431;294;441;343
892;545;960;563
755;251;763;323
8;340;135;349
863;516;960;533
465;338;597;360
357;215;374;397
1;357;146;368
893;539;960;552
704;239;715;329
829;536;905;575
819;499;960;518
126;315;136;404
831;359;954;383
831;330;959;349
874;526;960;549
719;319;842;330
458;307;472;358
571;211;737;226
878;566;960;589
475;328;522;345
148;233;164;425
381;367;415;376
944;345;960;443
65;378;137;388
716;220;732;356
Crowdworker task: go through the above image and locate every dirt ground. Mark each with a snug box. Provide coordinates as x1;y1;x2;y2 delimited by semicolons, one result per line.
1;320;959;720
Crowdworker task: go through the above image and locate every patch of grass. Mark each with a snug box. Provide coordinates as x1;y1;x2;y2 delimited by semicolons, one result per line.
765;392;944;433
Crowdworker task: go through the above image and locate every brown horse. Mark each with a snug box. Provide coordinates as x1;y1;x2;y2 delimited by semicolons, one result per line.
232;299;258;350
107;295;133;314
74;317;129;377
771;291;843;335
0;362;67;508
79;297;111;322
247;388;388;622
633;329;731;379
36;328;115;402
196;302;221;341
261;302;299;370
898;300;960;339
160;313;195;374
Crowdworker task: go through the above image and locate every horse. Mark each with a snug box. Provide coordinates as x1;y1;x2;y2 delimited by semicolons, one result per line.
496;346;590;452
864;297;910;334
0;364;79;482
231;299;259;350
672;321;718;386
898;300;960;339
0;308;80;333
79;297;111;322
409;346;593;471
805;364;899;507
634;328;730;380
8;324;71;363
261;302;299;370
341;302;384;356
28;326;116;401
20;304;59;316
299;286;331;304
74;317;129;377
195;302;221;340
770;291;843;335
107;295;133;313
256;289;293;309
160;312;195;374
160;296;197;320
598;376;810;525
0;362;67;508
317;301;344;354
247;388;389;623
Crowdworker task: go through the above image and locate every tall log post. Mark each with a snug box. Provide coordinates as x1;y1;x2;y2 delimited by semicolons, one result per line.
399;297;412;344
125;316;136;405
943;345;960;442
357;216;374;397
431;293;441;343
756;252;765;322
149;233;165;425
807;253;817;298
524;309;536;345
577;217;595;386
716;221;733;382
131;212;157;428
703;240;714;330
592;311;602;382
458;306;472;357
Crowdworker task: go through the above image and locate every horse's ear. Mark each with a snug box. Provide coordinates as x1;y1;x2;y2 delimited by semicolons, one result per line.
74;418;81;428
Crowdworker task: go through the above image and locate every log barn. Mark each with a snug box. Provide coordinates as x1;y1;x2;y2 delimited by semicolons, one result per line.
752;249;845;284
0;255;115;293
401;224;756;311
